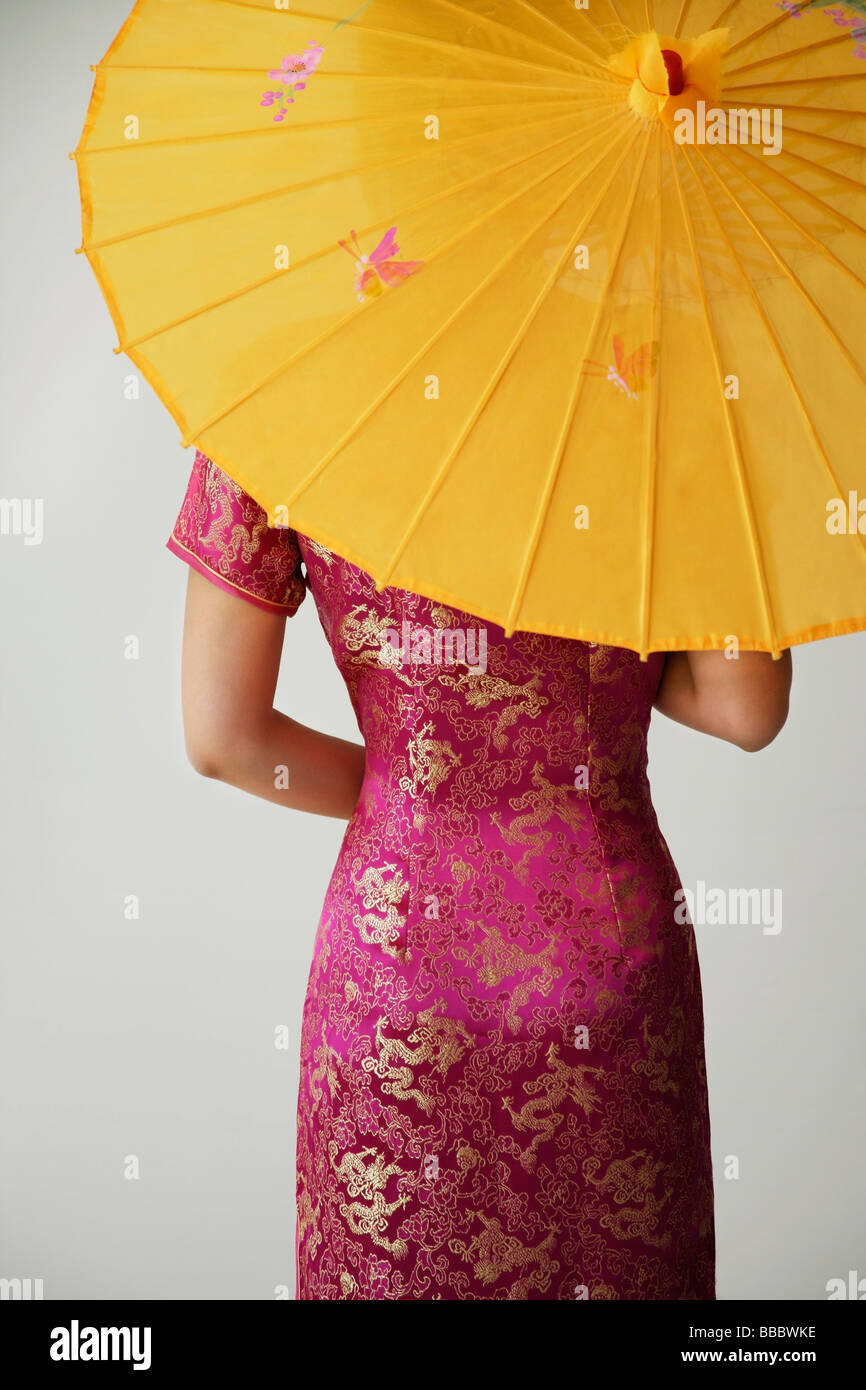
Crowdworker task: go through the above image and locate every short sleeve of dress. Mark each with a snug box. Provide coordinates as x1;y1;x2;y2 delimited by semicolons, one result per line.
166;450;307;617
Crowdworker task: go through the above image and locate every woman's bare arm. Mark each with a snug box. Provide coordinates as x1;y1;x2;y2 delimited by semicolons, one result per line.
178;569;365;818
653;649;792;752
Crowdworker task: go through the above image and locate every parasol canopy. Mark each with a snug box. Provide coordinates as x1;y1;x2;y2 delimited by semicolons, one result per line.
73;0;866;655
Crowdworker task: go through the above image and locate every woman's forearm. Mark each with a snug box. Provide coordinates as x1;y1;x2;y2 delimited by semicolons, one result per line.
653;649;792;751
194;708;366;819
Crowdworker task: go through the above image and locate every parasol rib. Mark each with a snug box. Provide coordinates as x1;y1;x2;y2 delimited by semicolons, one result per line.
83;102;597;254
687;141;866;571
674;0;695;39
183;0;598;83
763;104;866;118
416;0;608;77
711;0;744;24
185;117;626;447
517;0;626;60
502;135;655;639
729;135;866;200
714;2;796;57
668;136;780;654
758;120;866;156
638;126;664;662
103;112;619;352
599;0;631;35
370;125;646;594
726;32;854;77
695;144;866;382
96;63;594;92
718;133;866;249
724;72;865;90
280;124;639;519
210;0;604;75
78;96;583;154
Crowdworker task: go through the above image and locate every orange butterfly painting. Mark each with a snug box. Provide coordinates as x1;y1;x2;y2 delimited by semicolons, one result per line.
338;228;424;304
583;336;659;401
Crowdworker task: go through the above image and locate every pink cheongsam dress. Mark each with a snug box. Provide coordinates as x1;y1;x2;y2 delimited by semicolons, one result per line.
168;449;715;1301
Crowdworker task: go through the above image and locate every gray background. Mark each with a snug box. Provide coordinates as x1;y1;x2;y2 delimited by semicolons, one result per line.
1;0;863;1300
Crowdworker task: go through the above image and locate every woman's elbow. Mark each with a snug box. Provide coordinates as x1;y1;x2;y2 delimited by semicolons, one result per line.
183;715;248;781
185;733;231;780
728;698;791;752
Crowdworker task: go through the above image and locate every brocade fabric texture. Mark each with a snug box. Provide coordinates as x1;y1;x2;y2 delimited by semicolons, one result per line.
168;452;715;1301
166;449;307;616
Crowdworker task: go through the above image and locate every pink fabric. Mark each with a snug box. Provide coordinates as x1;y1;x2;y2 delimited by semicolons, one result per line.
169;455;715;1301
166;450;306;616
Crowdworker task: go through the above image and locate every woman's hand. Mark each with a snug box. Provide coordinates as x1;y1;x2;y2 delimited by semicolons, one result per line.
653;649;792;752
177;569;365;818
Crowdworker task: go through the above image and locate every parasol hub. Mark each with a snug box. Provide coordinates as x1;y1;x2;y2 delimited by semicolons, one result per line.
609;28;730;129
660;49;686;96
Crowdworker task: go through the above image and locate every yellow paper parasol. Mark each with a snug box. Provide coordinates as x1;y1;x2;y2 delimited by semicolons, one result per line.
72;0;866;656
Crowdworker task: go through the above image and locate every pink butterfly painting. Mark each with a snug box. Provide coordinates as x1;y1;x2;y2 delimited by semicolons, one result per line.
583;335;660;401
338;228;424;302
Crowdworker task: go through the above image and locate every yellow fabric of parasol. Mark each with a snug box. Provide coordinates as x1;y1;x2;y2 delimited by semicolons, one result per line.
73;0;866;656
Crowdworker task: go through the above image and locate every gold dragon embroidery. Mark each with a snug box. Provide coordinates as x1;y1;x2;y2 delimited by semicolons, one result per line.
440;671;548;751
339;604;413;682
631;1009;685;1096
599;1189;673;1247
582;1151;673;1247
329;1142;410;1257
403;720;461;799
492;761;588;875
352;863;408;957
296;1181;322;1262
307;1027;342;1109
361;1002;474;1114
454;921;562;1034
502;1043;604;1170
583;1150;667;1204
306;538;334;565
449;1213;559;1297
